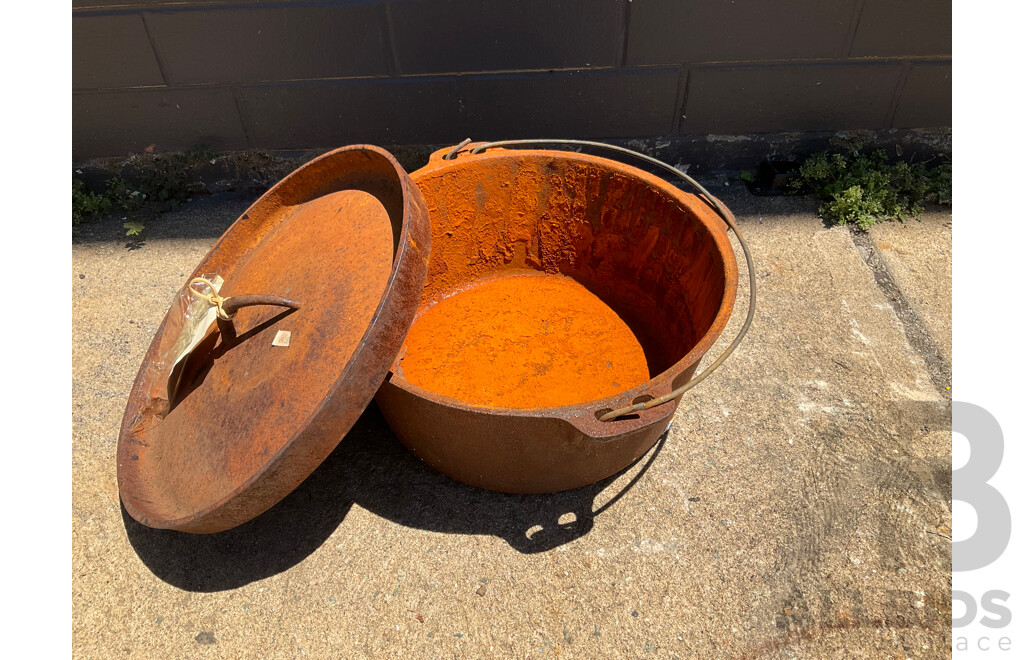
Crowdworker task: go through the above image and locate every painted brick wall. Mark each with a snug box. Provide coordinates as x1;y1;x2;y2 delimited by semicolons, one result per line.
72;0;951;160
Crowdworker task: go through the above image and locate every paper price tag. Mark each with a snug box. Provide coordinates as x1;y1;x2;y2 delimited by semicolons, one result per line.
272;330;291;347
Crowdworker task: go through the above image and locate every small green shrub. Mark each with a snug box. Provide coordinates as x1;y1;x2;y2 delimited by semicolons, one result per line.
105;176;146;214
72;144;219;235
72;179;108;224
73;176;145;225
928;163;952;205
790;143;950;230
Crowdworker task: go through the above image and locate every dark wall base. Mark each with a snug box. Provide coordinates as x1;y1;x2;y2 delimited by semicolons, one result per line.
73;129;952;200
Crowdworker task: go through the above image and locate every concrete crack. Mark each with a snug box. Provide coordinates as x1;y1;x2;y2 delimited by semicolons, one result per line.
849;229;952;401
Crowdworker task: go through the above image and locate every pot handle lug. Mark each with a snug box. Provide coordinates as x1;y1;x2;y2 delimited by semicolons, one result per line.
466;139;757;422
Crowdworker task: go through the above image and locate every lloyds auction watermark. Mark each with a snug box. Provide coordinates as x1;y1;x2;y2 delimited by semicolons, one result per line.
954;402;1013;653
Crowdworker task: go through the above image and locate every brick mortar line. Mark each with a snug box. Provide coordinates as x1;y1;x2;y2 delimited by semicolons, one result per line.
886;61;912;130
844;0;867;58
619;0;631;68
849;229;952;401
71;57;952;95
230;87;253;150
139;12;169;86
381;0;400;76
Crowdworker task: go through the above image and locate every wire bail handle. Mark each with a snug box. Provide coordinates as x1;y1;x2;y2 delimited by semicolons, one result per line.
448;139;757;422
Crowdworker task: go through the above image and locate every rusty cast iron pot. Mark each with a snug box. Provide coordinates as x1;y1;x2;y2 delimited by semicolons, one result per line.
375;143;740;494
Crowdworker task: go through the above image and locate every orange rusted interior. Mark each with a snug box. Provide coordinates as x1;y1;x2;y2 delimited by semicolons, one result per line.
394;151;729;410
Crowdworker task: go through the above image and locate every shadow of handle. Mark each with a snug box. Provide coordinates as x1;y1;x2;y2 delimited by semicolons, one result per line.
513;509;596;554
222;294;300;316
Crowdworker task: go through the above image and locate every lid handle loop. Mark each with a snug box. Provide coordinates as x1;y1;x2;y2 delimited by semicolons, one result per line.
189;277;301;321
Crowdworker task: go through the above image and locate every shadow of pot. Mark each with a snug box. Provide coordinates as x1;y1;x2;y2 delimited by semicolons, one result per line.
123;404;668;592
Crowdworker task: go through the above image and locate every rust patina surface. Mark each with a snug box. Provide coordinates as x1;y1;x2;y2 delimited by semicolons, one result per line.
376;145;739;493
117;145;431;533
118;142;741;532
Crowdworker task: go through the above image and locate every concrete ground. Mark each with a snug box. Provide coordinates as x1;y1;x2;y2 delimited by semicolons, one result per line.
72;183;952;659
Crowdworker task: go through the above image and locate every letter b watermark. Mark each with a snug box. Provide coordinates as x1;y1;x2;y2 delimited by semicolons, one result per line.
954;402;1012;571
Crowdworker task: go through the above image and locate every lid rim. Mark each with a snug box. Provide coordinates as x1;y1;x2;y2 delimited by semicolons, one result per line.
118;145;431;534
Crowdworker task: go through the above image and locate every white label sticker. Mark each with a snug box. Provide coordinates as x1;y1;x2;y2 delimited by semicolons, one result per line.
272;330;291;347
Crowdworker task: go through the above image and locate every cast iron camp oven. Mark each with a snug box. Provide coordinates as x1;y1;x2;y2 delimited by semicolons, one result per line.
117;140;755;533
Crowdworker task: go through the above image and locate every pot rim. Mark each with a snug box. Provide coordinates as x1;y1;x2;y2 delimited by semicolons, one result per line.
386;147;739;438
